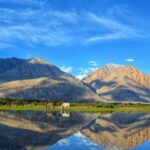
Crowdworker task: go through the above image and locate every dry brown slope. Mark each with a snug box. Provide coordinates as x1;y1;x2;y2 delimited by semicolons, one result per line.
83;64;150;102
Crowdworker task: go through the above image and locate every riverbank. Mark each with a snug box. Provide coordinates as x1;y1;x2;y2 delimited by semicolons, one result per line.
0;104;150;112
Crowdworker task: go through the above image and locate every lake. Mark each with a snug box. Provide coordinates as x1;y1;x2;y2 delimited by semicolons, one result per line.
0;111;150;150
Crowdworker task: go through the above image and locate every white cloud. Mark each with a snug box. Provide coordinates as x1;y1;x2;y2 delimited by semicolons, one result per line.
79;67;98;74
125;58;135;62
74;132;83;138
76;74;87;80
76;66;98;80
88;60;98;66
61;66;73;73
58;139;70;146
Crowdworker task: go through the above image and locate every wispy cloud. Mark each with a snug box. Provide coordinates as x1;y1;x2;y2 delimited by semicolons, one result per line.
125;58;135;62
88;60;98;66
0;42;13;49
86;12;140;43
0;0;148;48
61;66;73;73
0;8;74;47
86;12;132;31
0;2;78;47
0;0;45;6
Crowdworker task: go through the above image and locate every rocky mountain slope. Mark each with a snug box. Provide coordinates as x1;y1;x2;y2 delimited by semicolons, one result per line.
82;64;150;102
0;57;100;101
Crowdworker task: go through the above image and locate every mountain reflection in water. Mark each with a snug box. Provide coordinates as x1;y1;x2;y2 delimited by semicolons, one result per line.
0;111;150;150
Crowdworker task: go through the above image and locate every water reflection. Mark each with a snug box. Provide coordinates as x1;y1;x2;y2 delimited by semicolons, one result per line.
81;113;150;150
45;132;103;150
60;111;70;118
0;111;150;150
0;111;98;150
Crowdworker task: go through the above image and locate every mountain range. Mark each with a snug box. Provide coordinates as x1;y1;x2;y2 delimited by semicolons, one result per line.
0;57;150;103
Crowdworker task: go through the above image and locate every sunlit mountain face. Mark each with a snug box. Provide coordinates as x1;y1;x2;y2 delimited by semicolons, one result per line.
82;64;150;103
0;111;150;150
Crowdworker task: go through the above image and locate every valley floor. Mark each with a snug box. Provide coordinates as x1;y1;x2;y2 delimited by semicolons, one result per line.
0;104;150;112
0;98;150;112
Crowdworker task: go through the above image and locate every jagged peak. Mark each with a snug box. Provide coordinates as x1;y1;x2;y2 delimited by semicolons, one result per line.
28;57;49;64
104;63;124;69
103;63;124;75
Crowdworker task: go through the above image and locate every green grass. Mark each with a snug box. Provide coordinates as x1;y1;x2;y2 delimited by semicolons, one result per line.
0;105;150;113
0;98;150;112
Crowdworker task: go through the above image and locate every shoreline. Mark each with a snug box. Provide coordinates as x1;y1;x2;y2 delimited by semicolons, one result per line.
0;105;150;113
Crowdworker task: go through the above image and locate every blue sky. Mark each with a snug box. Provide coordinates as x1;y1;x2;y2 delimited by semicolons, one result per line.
0;0;150;79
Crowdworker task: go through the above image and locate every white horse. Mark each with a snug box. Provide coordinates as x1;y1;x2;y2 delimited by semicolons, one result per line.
61;103;70;110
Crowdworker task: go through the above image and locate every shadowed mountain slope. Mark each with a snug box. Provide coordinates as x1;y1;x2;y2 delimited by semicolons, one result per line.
0;57;100;102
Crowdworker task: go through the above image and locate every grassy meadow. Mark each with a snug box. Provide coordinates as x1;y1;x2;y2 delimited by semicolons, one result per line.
0;98;150;112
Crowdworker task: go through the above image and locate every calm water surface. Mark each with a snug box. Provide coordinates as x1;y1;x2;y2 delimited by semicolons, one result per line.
0;111;150;150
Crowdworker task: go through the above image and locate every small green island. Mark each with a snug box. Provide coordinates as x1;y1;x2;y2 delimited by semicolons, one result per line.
0;98;150;113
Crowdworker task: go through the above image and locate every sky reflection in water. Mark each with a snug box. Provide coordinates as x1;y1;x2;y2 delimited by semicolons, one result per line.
45;132;103;150
133;140;150;150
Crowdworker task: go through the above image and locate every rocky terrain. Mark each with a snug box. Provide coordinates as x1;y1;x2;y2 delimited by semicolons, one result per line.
83;64;150;102
0;57;100;102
